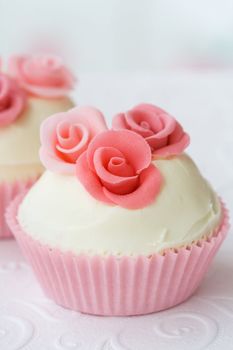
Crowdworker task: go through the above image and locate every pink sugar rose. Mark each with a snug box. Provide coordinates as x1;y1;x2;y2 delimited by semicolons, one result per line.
8;54;75;98
0;73;26;127
40;106;108;174
112;103;190;158
76;130;163;209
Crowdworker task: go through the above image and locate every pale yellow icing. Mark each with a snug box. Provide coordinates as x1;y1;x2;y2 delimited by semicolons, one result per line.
17;154;221;256
0;96;74;166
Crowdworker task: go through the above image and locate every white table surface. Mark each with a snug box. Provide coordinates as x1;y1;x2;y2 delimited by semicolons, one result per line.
0;70;233;350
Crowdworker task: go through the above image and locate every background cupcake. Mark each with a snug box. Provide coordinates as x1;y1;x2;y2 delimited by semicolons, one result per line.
0;54;75;238
6;104;229;316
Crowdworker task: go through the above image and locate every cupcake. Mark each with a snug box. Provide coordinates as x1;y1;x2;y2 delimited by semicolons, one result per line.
6;104;229;316
0;54;75;238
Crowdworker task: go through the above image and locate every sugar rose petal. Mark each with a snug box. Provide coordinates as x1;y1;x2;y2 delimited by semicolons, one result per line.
40;106;107;174
112;103;190;158
103;164;162;209
93;147;139;195
76;129;163;209
87;129;152;173
8;54;75;98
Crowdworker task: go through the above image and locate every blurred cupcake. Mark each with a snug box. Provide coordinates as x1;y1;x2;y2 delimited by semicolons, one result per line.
6;104;229;315
0;54;75;238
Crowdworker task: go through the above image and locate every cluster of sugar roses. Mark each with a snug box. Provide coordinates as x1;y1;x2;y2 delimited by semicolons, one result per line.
40;104;190;209
0;54;75;127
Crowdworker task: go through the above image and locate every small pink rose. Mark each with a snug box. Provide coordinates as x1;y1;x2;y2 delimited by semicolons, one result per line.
40;106;108;174
8;54;75;98
0;73;26;127
112;103;190;158
76;130;163;209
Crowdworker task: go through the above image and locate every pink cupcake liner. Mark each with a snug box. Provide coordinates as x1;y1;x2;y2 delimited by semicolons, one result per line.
0;177;39;239
6;192;229;316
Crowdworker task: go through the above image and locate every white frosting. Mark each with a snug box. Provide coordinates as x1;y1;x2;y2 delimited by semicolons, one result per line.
0;96;74;167
18;154;221;256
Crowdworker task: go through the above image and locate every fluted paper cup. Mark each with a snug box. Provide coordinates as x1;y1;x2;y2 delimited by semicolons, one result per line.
0;177;39;239
6;192;229;316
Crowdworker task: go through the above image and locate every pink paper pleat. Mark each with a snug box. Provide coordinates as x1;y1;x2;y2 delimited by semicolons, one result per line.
6;192;229;316
0;177;38;239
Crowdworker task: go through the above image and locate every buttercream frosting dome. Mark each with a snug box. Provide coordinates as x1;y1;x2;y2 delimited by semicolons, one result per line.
18;153;221;255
